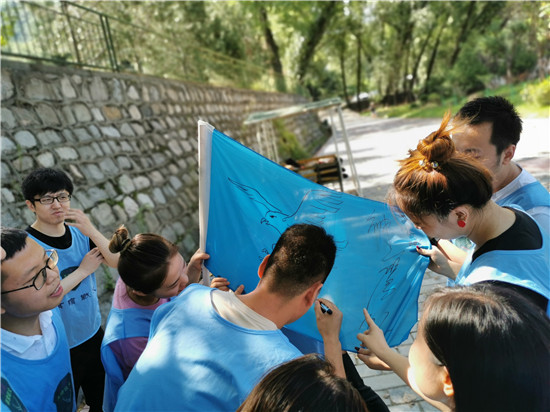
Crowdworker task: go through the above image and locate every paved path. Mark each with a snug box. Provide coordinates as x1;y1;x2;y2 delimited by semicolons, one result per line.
317;110;549;411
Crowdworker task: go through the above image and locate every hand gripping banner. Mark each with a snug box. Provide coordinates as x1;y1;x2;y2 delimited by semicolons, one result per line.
198;121;430;351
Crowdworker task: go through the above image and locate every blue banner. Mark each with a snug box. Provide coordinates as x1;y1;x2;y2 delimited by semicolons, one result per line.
199;123;430;350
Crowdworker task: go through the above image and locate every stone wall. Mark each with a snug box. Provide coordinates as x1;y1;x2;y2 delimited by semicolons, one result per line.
0;59;329;312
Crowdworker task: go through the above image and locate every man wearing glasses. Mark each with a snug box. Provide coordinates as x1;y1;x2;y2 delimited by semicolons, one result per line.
1;228;76;411
21;168;120;412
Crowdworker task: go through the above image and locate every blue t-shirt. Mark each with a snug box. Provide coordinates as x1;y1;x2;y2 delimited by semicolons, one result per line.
115;284;302;411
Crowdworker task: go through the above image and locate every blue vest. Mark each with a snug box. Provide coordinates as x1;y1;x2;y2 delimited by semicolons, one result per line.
115;284;302;412
1;310;76;412
496;181;550;211
456;228;550;315
101;307;154;412
28;226;101;348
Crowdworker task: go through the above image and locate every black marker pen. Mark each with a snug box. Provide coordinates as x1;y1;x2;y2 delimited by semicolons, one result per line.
319;301;333;315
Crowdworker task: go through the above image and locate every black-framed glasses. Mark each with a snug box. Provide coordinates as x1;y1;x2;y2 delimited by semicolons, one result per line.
32;194;71;205
1;249;58;295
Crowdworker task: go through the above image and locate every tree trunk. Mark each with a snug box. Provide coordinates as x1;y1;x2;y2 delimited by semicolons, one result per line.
259;6;286;92
355;32;362;111
449;1;476;67
297;1;339;84
423;16;447;95
339;48;350;105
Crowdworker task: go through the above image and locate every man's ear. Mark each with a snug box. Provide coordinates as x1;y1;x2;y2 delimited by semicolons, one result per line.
501;144;516;165
257;254;270;279
25;199;35;213
303;281;323;308
442;367;454;398
1;305;6;315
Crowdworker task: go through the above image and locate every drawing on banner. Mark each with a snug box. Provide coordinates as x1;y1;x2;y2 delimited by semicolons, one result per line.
357;207;422;337
229;177;348;251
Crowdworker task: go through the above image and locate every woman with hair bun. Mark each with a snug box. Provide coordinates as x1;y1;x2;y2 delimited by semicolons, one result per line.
101;225;210;412
390;112;549;313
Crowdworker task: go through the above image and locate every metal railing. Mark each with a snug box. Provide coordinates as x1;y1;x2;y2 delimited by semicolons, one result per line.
1;0;292;93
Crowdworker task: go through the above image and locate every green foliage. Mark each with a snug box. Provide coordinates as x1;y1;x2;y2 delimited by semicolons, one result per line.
522;78;550;107
272;119;308;160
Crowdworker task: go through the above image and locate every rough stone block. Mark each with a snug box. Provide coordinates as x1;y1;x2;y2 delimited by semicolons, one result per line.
116;156;132;170
60;76;77;99
12;155;35;172
1;70;15;100
101;126;121;138
91;202;116;228
1;136;16;154
128;105;142;120
112;204;128;223
1;108;17;128
91;107;105;122
36;152;56;168
152;187;166;204
168;140;183;156
61;105;76;124
73;103;93;123
133;176;150;190
102;105;122;121
123;196;140;218
90;77;109;101
99;158;119;175
85;164;105;181
119;123;135;137
73;128;93;142
136;193;154;209
25;78;56;101
36;103;60;126
37;129;63;145
14;130;37;148
77;145;96;160
118;174;136;194
127;85;140;100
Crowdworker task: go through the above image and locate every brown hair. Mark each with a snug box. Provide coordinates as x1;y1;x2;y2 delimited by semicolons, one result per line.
391;112;493;221
109;225;179;294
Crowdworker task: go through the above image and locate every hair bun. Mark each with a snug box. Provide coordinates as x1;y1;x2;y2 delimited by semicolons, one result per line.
109;225;131;254
416;111;455;164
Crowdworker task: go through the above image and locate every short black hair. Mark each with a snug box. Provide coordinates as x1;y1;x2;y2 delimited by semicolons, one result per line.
22;168;74;201
264;224;336;297
1;227;28;261
455;96;523;155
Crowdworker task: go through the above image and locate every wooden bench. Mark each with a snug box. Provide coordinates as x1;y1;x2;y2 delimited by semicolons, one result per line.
283;154;345;191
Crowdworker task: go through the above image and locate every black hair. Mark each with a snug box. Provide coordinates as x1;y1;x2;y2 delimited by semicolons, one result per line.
263;224;336;298
422;285;550;412
455;96;522;155
1;227;29;261
237;354;368;412
22;168;74;201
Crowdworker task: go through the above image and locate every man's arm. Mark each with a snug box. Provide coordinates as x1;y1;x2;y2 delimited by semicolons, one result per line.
314;298;345;378
60;247;104;296
65;208;120;268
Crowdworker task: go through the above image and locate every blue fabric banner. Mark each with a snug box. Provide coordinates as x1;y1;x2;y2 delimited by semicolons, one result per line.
199;122;430;350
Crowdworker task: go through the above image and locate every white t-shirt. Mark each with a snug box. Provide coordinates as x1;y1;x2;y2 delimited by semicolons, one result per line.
211;289;277;330
493;166;550;231
1;310;58;360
